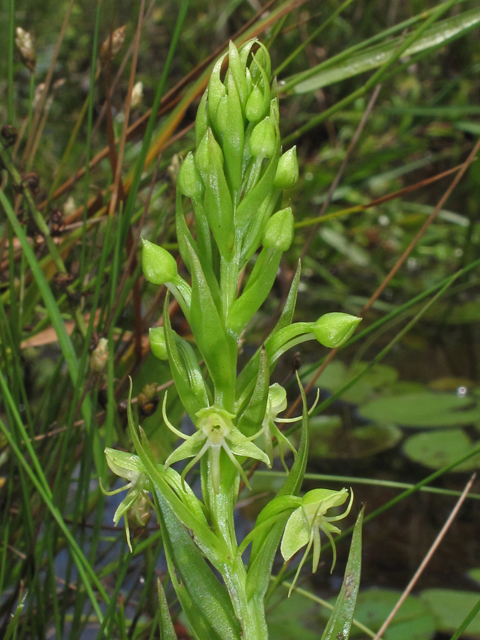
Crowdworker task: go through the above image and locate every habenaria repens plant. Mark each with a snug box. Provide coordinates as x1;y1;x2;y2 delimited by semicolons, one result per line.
106;39;363;640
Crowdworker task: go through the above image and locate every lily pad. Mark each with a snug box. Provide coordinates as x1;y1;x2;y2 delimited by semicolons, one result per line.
310;361;399;405
359;392;480;428
403;429;480;471
309;417;402;459
420;589;480;637
267;590;318;640
469;569;480;586
319;588;436;640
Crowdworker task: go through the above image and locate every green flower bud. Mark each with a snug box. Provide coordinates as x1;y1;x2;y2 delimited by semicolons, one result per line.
195;128;224;180
249;117;276;158
274;146;299;189
246;84;269;123
149;327;168;360
142;238;177;285
313;312;362;348
178;152;204;199
263;207;294;251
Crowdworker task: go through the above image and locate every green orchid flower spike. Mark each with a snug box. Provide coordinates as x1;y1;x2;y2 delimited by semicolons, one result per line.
105;38;363;639
281;488;354;595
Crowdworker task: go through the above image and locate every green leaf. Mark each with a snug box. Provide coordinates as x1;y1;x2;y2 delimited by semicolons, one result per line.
291;8;480;93
403;429;480;471
228;248;282;335
156;494;241;640
176;191;222;312
236;261;301;407
235;142;280;232
320;505;364;640
237;348;270;436
420;589;480;636
163;292;204;420
196;128;235;261
359;393;480;428
186;240;237;409
157;578;178;640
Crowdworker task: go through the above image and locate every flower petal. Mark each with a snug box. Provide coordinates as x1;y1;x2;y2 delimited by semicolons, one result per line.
227;427;271;466
105;448;145;482
280;507;310;562
164;430;206;467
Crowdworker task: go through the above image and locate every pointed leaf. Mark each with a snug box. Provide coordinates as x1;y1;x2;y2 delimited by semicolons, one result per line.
236;261;301;405
236;348;269;436
228;249;281;335
321;505;365;640
163;292;203;420
187;240;236;409
156;492;241;640
291;8;480;93
157;578;178;640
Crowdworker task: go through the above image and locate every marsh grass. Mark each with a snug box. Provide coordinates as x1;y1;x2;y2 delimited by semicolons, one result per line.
1;0;480;637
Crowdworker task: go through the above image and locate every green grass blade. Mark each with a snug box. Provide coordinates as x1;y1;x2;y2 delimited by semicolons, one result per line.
292;7;480;93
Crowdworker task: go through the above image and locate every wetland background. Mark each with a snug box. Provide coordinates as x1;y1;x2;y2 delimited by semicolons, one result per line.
1;0;480;637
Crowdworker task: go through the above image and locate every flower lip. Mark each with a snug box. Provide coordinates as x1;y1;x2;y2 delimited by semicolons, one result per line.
196;406;236;444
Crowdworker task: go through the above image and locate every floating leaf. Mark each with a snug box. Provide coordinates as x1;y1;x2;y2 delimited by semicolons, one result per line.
267;591;318;640
468;569;480;586
360;393;480;428
310;361;399;405
420;589;480;636
309;417;402;459
403;429;480;471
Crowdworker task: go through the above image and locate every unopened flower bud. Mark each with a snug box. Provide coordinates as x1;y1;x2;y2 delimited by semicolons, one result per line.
100;25;126;65
178;152;204;200
249;117;276;158
263;207;294;251
15;27;36;73
313;313;362;348
195;128;223;179
90;338;109;374
246;85;267;123
274;146;299;189
142;239;177;285
149;327;168;360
